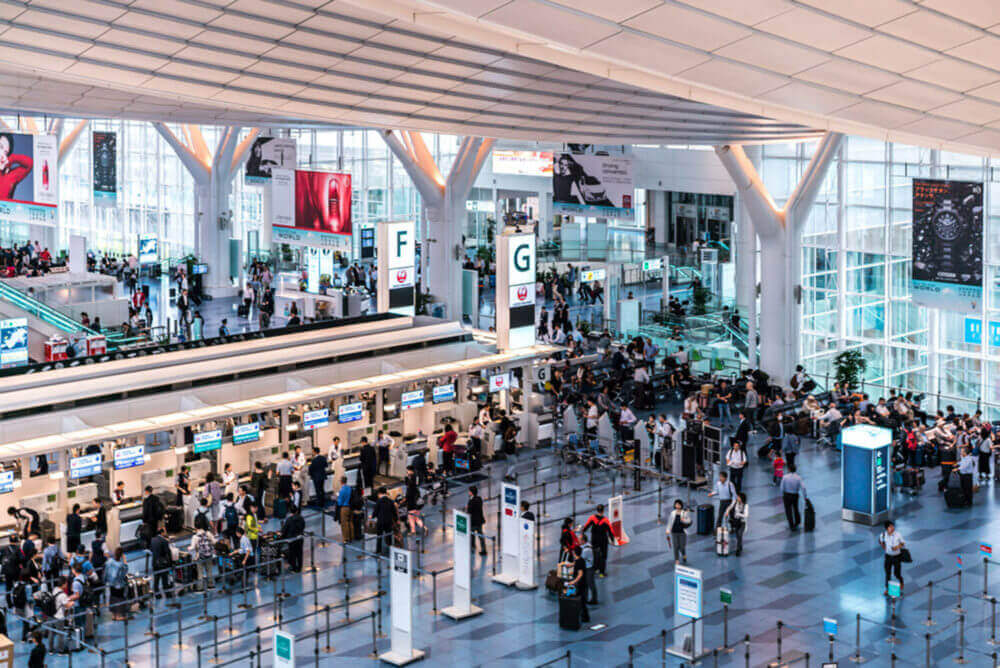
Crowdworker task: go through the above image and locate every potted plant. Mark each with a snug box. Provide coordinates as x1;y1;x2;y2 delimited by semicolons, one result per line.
691;285;710;315
833;350;866;390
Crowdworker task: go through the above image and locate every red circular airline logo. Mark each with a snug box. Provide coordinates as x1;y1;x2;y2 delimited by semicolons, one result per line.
494;376;504;387
516;286;528;302
396;270;408;283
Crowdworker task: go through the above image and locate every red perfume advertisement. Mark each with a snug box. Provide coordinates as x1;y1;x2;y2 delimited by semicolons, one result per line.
293;170;352;236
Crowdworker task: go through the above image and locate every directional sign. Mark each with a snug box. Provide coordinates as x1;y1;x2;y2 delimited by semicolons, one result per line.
981;543;993;558
823;617;837;636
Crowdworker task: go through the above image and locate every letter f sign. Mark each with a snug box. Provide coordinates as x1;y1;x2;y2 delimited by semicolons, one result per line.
396;230;409;258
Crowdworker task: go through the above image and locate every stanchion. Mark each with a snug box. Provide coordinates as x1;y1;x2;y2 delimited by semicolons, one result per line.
212;615;220;664
199;575;210;620
572;489;577;518
226;584;235;637
990;597;999;646
124;615;130;665
829;633;835;662
256;626;262;668
536;501;542;565
320;508;328;547
378;588;384;637
312;562;320;610
174;605;186;649
925;632;932;668
542;482;548;517
587;466;593;503
661;629;667;663
744;634;750;668
239;565;251;609
146;591;156;637
851;613;862;663
986;558;990;600
657;479;663;523
324;604;334;652
925;581;936;626
272;572;280;622
344;578;352;621
154;631;161;666
776;620;783;664
956;611;968;664
713;648;719;667
308;533;317;573
432;572;439;615
197;646;202;668
491;535;497;576
888;598;900;644
370;611;378;658
723;602;732;651
627;644;634;667
533;459;539;486
954;569;966;615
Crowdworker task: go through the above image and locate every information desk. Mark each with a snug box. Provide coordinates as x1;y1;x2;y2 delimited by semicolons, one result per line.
840;425;892;525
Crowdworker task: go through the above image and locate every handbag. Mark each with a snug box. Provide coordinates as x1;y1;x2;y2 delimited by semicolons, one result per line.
899;548;913;563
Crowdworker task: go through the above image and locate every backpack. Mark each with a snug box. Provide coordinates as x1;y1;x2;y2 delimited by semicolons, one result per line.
1;546;20;578
35;590;56;617
196;536;215;561
194;508;210;531
76;575;95;607
48;553;65;578
7;581;25;608
349;485;364;511
224;504;239;532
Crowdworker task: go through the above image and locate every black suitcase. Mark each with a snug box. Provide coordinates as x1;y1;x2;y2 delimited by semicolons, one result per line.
945;488;965;508
166;506;184;533
757;442;773;459
238;303;249;317
558;594;582;630
696;504;714;535
259;544;282;579
803;498;815;532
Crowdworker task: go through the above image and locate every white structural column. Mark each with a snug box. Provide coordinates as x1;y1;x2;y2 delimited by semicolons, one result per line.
154;124;259;295
715;133;843;380
382;130;494;320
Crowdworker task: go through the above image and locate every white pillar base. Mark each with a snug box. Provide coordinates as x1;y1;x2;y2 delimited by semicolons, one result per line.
379;648;426;666
441;604;483;621
491;573;518;587
515;582;538;591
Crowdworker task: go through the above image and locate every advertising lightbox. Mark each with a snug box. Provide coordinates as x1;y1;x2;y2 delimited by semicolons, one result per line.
0;318;29;368
0;133;58;228
138;234;158;265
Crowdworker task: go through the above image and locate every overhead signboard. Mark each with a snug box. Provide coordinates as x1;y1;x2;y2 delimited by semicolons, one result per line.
113;445;145;470
0;470;13;494
553;152;634;220
245;136;296;183
580;268;606;283
193;429;223;453
489;372;510;393
0;318;28;368
401;390;425;411
232;422;261;445
69;454;102;479
642;258;662;272
272;169;352;248
433;383;456;403
492;150;553;176
304;408;331;429
337;403;363;424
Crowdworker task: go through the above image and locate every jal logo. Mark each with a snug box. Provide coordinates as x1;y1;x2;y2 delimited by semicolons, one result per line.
396;270;408;283
516;286;528;302
494;376;504;387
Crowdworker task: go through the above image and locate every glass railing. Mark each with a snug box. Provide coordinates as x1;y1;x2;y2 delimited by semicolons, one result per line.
0;281;94;337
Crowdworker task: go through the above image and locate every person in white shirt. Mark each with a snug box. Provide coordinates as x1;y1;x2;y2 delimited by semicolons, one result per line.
585;399;599;436
552;326;567;345
725;441;747;492
654;415;673;450
328;436;342;464
478;406;492;429
723;493;749;556
683;393;699;417
633;365;650;384
878;520;906;594
957;447;978;506
666;500;691;564
222;463;238;500
707;471;736;528
673;347;688;365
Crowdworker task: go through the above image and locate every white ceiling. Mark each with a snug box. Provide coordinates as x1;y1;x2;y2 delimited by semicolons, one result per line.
0;0;821;144
380;0;1000;155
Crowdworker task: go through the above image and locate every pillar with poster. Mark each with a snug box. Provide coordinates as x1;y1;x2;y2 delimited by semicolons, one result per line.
608;495;629;546
377;220;416;316
496;228;536;351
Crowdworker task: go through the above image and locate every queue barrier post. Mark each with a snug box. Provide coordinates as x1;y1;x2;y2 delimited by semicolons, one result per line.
926;632;932;668
542;482;548;517
926;581;935;626
852;613;862;663
240;564;250;609
776;620;783;665
657;479;662;523
572;489;577;518
124;614;130;666
312;561;320;610
370;610;378;657
744;634;750;668
345;577;352;621
256;626;263;668
175;604;185;649
888;597;899;645
661;629;667;663
227;581;235;637
197;646;202;668
957;611;967;664
432;571;438;615
147;590;156;637
829;634;835;662
627;644;634;667
154;631;161;667
990;597;999;646
986;557;990;600
534;458;539;487
213;614;220;664
955;569;965;615
325;604;333;652
491;535;497;576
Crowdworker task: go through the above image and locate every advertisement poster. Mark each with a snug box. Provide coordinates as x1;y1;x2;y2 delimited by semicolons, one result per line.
93;131;117;205
911;179;983;313
272;170;352;247
0;132;57;228
492;150;553;176
245;136;296;183
553;152;633;220
138;233;158;265
0;317;28;368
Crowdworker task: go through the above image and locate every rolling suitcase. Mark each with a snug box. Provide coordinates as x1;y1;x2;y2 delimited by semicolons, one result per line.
166;506;184;533
273;497;288;520
558;594;582;630
696;504;714;535
715;526;729;556
945;488;965;508
803;498;815;532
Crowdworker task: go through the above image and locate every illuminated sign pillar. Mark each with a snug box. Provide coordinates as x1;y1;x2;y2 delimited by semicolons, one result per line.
496;228;536;351
840;425;893;525
377;220;416;316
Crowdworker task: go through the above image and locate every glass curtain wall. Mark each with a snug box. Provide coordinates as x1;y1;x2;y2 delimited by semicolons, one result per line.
761;136;1000;414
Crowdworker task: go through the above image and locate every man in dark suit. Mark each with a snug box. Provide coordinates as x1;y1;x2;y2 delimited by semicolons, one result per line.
65;504;83;554
308;447;329;508
141;486;164;548
465;486;487;555
149;526;173;599
359;437;377;496
373;487;397;556
279;505;305;572
734;411;751;447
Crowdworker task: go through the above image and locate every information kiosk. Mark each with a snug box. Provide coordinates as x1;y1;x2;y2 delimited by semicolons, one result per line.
840;425;892;525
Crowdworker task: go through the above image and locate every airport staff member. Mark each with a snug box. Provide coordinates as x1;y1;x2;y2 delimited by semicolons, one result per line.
958;446;978;506
7;506;39;539
276;451;294;501
308;446;329;508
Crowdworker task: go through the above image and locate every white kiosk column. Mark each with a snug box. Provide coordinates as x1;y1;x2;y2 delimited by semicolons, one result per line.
492;482;520;586
517;517;537;590
496;228;536;351
442;509;483;620
377;220;416;316
380;547;426;665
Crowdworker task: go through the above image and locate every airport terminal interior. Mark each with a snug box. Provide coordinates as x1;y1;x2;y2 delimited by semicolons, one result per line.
3;1;1000;666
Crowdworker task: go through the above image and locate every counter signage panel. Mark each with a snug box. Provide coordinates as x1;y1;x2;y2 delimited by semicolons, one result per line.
193;429;223;453
401;390;424;410
70;454;102;479
304;408;331;430
114;445;145;470
581;268;606;283
489;372;510;393
337;403;363;424
433;383;455;403
0;470;13;494
233;422;261;445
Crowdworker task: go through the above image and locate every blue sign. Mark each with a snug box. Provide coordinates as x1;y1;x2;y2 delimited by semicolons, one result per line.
69;454;102;479
0;470;13;494
0;318;28;368
336;403;363;424
674;565;702;618
193;429;222;453
990;322;1000;348
433;383;455;403
113;445;145;470
138;234;158;265
304;408;331;429
965;317;983;345
823;617;837;636
233;422;261;445
401;390;424;411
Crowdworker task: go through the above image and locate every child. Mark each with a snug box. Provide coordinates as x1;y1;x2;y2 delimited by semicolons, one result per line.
771;448;785;486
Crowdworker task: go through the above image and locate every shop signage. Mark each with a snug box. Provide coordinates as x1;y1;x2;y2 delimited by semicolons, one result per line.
193;429;222;453
509;284;535;306
113;445;145;470
69;454;102;479
233;422;261;445
642;258;662;272
389;268;413;288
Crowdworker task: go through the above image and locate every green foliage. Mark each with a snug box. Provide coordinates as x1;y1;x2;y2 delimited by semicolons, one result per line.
833;349;866;389
691;285;710;315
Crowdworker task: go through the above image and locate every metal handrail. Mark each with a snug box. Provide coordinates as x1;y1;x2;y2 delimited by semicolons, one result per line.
0;280;95;336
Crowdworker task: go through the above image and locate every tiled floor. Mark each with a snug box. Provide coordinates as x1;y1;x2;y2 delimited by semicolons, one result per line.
19;397;1000;666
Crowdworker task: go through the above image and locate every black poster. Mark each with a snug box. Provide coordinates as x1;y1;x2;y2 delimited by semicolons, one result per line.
911;178;982;312
93;131;116;205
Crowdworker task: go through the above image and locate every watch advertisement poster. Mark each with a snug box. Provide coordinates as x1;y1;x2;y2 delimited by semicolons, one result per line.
93;131;117;205
911;179;983;313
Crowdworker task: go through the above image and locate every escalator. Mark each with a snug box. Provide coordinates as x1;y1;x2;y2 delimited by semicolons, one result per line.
0;281;94;362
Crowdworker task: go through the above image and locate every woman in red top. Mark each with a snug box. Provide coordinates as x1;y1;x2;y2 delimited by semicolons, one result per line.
0;133;32;200
437;424;457;475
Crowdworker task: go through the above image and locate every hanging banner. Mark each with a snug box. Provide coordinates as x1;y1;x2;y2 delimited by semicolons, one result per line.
271;169;351;248
608;495;630;546
493;483;520;586
517;517;536;589
552;152;633;220
93;131;117;205
381;547;425;664
0;132;57;228
911;179;983;313
245;136;297;183
442;509;483;620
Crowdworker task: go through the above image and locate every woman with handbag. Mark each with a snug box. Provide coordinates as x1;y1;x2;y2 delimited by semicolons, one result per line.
879;520;909;595
724;493;749;557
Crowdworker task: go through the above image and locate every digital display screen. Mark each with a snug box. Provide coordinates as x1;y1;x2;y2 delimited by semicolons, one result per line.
193;429;223;453
138;234;158;265
489;372;509;393
0;318;29;368
304;408;330;430
337;403;363;424
69;454;102;479
510;304;535;329
433;384;455;403
233;422;261;445
401;390;424;411
0;470;14;494
113;445;145;470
